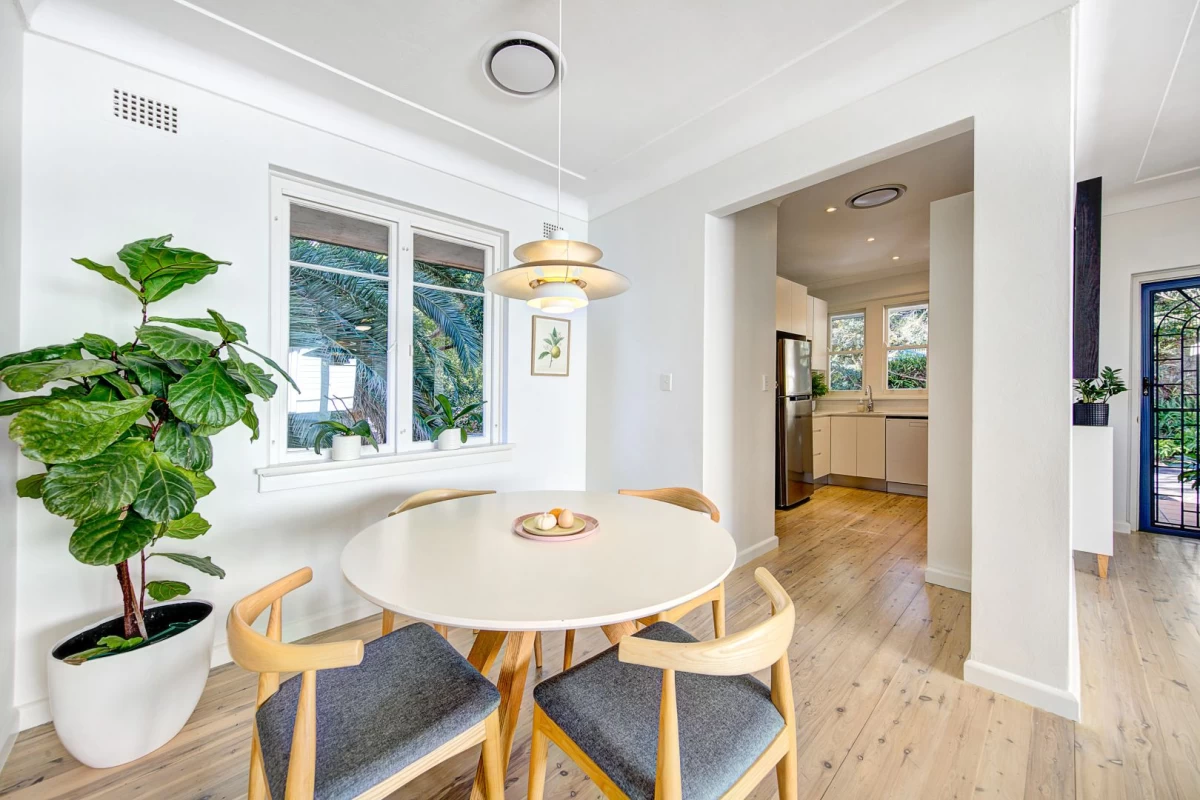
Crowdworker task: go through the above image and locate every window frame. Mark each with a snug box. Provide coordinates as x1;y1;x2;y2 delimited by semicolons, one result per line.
827;309;867;393
268;173;506;466
884;301;929;392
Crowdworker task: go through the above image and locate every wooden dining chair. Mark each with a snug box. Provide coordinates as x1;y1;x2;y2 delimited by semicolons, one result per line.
228;567;505;800
383;488;550;670
559;487;725;672
527;567;798;800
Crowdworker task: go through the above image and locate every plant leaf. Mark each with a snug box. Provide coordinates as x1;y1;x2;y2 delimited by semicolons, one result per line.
97;371;139;400
69;512;157;566
147;315;247;343
164;512;211;540
16;473;46;499
133;453;197;523
9;396;156;463
76;334;119;358
150;552;226;579
0;359;118;392
168;360;250;429
146;580;191;602
43;441;154;522
141;254;230;303
0;343;83;373
224;347;277;399
206;309;244;343
181;469;215;499
117;353;173;398
230;343;300;391
155;420;213;472
72;258;141;297
0;395;59;417
241;403;260;442
117;235;174;281
136;325;215;361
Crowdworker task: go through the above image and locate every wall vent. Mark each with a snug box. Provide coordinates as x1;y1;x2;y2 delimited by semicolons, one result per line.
542;222;564;240
112;89;178;134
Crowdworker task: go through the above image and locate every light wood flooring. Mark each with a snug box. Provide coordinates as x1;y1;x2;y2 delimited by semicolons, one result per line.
3;485;1200;798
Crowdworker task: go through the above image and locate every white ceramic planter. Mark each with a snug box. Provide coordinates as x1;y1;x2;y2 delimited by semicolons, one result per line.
331;434;362;461
436;428;463;450
47;600;215;768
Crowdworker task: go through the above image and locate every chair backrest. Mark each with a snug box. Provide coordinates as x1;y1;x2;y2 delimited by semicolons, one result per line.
617;487;721;522
388;488;496;517
618;568;795;798
228;568;364;800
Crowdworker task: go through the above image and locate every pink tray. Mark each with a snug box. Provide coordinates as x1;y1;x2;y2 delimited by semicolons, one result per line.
513;512;599;542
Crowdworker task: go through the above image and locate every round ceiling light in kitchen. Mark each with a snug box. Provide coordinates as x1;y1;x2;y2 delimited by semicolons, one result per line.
846;184;907;209
481;32;565;98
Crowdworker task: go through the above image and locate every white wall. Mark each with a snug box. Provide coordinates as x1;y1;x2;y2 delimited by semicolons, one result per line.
702;206;779;563
588;12;1079;717
1100;196;1200;533
927;193;973;592
1;0;24;767
808;270;930;308
13;37;588;728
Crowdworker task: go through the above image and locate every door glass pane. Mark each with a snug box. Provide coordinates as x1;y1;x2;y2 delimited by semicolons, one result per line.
287;203;390;450
1149;284;1200;532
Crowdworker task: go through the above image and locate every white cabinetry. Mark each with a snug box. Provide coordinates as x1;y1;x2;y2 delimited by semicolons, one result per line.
808;295;828;374
775;277;809;336
1072;426;1113;578
856;417;887;479
830;417;858;476
811;416;831;479
885;418;929;488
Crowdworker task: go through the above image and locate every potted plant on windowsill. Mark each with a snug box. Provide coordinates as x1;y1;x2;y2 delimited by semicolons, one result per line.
811;369;828;411
310;396;380;461
0;235;294;769
422;393;485;451
1073;366;1127;426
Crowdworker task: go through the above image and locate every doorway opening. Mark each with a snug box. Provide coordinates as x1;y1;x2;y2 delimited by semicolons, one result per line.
1141;277;1200;537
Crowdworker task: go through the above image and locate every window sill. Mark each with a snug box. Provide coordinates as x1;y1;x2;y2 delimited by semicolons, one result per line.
256;444;514;493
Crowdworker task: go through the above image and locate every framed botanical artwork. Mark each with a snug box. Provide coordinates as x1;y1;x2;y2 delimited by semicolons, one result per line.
531;315;571;376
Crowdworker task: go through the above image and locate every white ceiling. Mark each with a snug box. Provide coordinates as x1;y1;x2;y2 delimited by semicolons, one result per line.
23;0;1079;218
775;132;974;288
1077;0;1200;211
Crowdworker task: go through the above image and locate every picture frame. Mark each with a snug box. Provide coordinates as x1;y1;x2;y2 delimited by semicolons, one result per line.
531;315;571;377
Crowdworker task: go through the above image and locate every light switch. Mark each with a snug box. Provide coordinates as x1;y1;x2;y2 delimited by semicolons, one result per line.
761;375;770;391
659;373;673;392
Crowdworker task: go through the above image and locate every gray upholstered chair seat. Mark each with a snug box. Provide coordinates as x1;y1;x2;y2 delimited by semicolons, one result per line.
533;622;785;800
256;623;500;800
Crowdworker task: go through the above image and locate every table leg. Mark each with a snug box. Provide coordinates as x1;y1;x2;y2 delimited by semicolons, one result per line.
467;630;507;676
470;631;535;800
601;621;638;644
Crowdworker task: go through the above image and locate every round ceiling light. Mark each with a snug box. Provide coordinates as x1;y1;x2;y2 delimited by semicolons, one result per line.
482;32;565;98
846;184;907;210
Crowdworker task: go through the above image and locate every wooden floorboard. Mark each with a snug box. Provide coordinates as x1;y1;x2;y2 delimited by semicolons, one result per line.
5;485;1200;798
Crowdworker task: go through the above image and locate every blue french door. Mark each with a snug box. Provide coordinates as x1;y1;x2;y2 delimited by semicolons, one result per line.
1140;277;1200;537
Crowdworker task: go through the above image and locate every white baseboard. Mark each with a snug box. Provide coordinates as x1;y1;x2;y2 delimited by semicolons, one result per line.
1113;520;1132;535
18;597;382;733
925;565;971;593
736;536;779;567
964;656;1081;721
0;707;17;774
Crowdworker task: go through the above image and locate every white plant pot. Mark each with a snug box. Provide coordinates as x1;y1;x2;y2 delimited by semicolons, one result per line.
47;600;216;768
331;434;362;461
436;428;463;451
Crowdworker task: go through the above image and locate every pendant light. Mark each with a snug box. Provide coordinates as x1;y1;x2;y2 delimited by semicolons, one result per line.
483;0;630;313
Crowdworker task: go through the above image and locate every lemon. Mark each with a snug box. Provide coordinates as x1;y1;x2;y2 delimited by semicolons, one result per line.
551;345;561;358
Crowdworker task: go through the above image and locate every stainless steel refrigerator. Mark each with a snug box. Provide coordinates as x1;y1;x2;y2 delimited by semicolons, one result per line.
776;334;814;509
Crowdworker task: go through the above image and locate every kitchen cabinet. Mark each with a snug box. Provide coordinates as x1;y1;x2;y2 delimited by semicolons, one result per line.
830;417;857;476
811;416;831;479
856;417;887;479
808;295;828;375
885;418;928;486
775;277;809;337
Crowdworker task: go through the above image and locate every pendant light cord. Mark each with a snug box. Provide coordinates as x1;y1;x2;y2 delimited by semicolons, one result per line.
556;0;563;232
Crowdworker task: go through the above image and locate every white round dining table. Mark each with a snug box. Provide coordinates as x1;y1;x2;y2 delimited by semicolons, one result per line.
340;489;737;799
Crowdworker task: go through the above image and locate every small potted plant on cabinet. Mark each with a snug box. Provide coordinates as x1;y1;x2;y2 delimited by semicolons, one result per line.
310;396;380;461
422;393;485;451
1073;366;1127;426
0;235;293;768
811;369;828;411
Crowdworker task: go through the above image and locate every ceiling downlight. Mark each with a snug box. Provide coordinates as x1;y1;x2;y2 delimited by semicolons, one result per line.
846;184;907;209
482;32;565;98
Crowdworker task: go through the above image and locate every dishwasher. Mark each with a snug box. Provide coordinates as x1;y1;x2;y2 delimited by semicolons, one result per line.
885;417;928;496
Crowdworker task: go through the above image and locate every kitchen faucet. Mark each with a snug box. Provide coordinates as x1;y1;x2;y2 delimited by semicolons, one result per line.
865;384;874;412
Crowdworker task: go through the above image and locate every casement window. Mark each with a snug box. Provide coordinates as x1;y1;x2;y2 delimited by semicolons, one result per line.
885;302;928;390
268;175;504;464
828;311;866;391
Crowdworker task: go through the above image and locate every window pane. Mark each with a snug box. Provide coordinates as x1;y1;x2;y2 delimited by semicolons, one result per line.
413;234;485;292
287;264;390;449
290;238;388;277
830;353;863;391
413;288;485;441
888;304;928;347
289;204;389;277
830;312;865;352
887;348;928;389
414;259;484;293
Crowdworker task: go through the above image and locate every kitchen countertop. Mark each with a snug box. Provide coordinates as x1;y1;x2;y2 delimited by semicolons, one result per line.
812;410;929;418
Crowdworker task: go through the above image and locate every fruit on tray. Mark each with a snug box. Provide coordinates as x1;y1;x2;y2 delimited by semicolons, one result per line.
557;508;575;528
536;512;558;531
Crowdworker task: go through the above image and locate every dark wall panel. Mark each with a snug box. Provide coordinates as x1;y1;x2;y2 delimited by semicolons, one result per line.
1074;177;1102;379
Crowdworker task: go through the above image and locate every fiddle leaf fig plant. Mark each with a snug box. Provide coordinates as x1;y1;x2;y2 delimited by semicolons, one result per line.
0;235;295;658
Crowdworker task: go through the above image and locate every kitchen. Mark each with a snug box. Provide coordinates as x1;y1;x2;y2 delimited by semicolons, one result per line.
771;132;973;512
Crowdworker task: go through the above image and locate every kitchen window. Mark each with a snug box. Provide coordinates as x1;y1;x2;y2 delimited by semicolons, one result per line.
268;175;504;465
886;302;928;390
829;311;866;391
